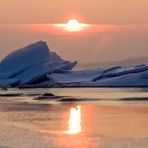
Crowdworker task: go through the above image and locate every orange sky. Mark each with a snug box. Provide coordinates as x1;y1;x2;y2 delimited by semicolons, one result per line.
0;0;148;63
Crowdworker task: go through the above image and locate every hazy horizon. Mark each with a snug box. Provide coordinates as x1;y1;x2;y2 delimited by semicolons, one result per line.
0;0;148;63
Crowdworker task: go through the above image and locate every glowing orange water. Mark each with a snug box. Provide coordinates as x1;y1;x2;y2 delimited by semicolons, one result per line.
65;106;81;135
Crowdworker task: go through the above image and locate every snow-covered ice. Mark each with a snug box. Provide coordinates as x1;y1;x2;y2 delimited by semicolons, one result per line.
1;41;148;87
0;41;76;87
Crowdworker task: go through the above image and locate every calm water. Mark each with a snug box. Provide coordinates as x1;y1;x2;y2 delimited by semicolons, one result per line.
0;88;148;148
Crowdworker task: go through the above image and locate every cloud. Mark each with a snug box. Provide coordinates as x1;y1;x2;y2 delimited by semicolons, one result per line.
0;24;148;36
98;33;112;51
91;33;113;56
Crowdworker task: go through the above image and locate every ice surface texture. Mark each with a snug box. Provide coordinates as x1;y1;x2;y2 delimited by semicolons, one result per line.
0;41;148;87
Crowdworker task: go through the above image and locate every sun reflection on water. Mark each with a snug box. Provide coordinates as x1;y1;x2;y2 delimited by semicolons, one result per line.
64;105;81;135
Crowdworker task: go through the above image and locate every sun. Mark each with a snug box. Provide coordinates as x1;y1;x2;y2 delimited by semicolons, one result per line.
54;19;90;32
66;19;81;32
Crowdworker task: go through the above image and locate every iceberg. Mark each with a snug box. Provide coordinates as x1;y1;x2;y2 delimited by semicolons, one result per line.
0;41;148;87
0;41;76;87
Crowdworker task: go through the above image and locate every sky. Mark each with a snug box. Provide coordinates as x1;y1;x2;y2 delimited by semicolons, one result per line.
0;0;148;63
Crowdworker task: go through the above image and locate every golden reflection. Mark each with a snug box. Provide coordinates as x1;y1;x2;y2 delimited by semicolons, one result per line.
64;105;81;135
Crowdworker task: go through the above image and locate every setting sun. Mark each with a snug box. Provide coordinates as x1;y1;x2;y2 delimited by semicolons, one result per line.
54;19;90;32
66;19;80;32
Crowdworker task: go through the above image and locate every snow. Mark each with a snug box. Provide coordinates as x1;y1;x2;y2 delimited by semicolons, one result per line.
47;67;118;84
16;61;77;86
92;71;148;87
47;65;148;87
1;41;148;87
0;41;50;78
103;64;148;78
0;41;76;87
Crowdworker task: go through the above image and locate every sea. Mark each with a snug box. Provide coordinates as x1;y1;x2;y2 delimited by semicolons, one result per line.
0;88;148;148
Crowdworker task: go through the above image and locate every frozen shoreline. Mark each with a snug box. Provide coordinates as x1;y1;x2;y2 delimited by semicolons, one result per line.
1;41;148;88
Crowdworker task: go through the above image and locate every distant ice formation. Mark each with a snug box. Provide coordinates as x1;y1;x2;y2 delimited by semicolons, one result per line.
0;41;148;87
